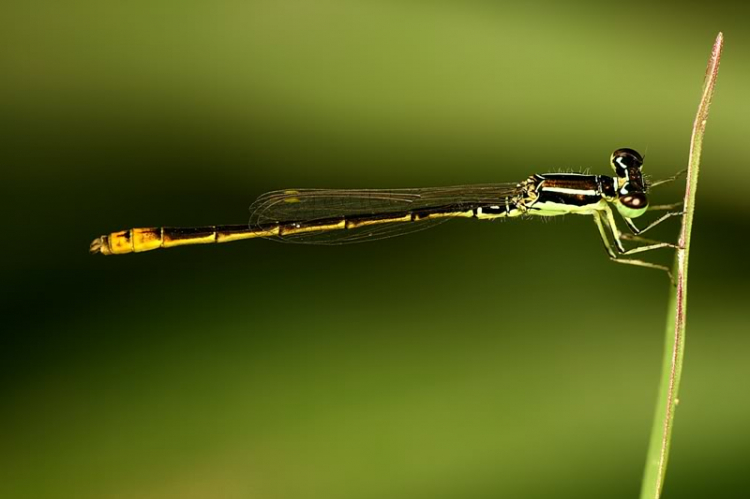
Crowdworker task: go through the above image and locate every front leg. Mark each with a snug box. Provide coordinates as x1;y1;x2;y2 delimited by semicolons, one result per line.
593;208;677;284
623;211;683;236
648;202;683;212
649;169;687;189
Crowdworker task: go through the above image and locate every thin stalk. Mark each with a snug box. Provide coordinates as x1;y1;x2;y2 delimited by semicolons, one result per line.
639;32;723;499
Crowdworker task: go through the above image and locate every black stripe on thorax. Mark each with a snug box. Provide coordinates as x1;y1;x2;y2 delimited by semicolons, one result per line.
537;173;600;190
535;173;603;207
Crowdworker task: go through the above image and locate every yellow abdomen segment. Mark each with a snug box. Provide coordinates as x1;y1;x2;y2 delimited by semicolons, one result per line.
90;225;267;255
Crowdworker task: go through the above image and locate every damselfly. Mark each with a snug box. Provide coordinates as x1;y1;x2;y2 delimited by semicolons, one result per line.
90;148;683;278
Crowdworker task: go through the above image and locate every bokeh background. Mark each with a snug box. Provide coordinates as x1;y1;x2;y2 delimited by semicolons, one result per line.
2;1;749;498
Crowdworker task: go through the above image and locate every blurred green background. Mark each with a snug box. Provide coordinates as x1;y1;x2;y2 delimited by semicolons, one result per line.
2;1;748;498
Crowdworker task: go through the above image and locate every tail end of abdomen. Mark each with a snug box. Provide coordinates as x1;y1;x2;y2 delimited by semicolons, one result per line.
89;225;264;255
89;235;111;255
89;228;163;255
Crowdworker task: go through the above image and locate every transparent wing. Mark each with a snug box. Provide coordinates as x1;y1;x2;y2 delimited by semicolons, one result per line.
249;183;518;244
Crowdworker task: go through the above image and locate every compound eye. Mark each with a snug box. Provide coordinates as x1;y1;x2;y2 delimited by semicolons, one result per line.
620;192;648;210
611;148;644;177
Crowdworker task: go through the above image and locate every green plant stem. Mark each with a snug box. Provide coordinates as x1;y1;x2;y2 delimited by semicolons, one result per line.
639;32;723;499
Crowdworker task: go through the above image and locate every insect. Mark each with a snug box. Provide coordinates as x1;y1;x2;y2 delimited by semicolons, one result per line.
90;148;682;278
